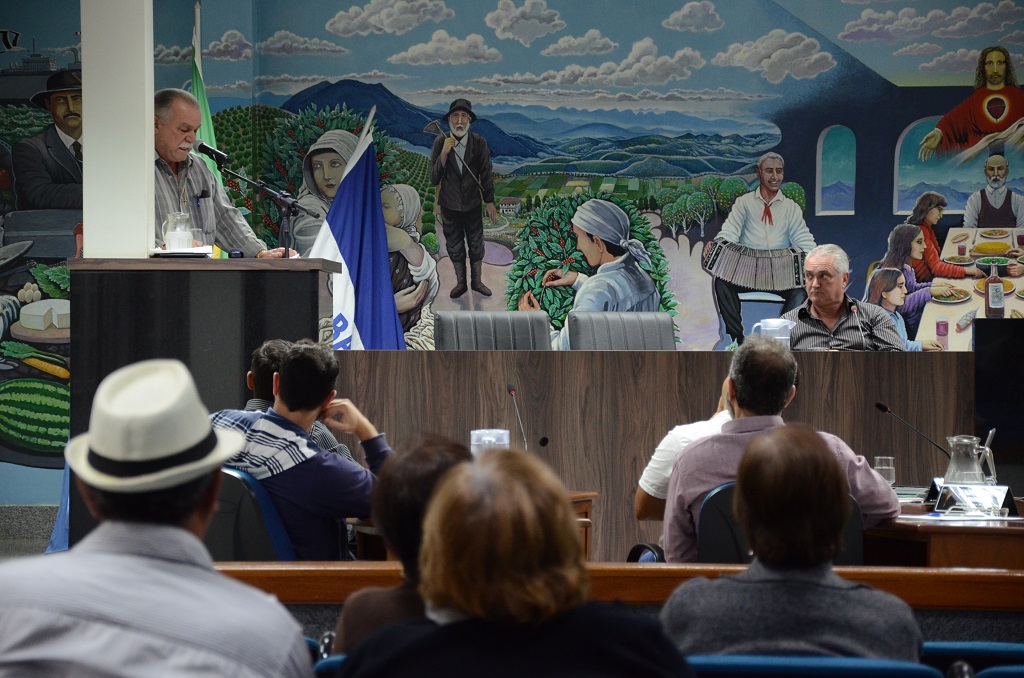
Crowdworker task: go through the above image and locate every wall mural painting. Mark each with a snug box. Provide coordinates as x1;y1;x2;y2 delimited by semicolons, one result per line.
1;0;1024;465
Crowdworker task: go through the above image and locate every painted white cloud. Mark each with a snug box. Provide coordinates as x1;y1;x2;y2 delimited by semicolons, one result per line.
205;30;252;61
472;38;703;87
919;47;1024;73
338;69;409;81
388;30;501;65
207;80;252;95
326;0;454;37
259;30;348;56
893;42;942;56
713;29;835;83
254;73;337;95
1003;29;1024;45
484;0;565;47
540;29;616;57
841;2;1024;43
420;84;775;103
662;2;724;32
918;48;980;73
154;44;191;65
933;1;1024;39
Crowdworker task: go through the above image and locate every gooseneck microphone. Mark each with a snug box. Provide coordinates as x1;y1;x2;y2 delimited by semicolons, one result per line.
507;384;528;452
875;401;951;459
194;140;229;166
849;300;870;350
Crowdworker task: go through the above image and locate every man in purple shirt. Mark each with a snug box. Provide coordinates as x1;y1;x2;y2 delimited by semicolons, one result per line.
662;336;899;562
211;342;392;559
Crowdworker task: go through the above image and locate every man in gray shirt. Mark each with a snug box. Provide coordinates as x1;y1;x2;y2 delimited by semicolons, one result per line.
783;244;904;351
153;88;287;259
0;359;313;676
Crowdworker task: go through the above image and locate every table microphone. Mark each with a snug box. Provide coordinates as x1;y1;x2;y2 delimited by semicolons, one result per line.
507;384;528;452
875;401;951;459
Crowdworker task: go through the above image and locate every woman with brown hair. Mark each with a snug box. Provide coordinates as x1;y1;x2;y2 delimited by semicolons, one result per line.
338;451;690;677
906;191;982;282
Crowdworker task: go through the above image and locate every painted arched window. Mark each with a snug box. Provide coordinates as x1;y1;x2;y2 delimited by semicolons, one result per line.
894;116;969;215
816;125;855;215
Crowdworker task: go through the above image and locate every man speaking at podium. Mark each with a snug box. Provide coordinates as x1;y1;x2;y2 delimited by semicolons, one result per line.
153;88;288;259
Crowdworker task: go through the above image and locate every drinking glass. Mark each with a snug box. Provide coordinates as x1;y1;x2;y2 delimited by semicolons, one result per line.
874;456;896;486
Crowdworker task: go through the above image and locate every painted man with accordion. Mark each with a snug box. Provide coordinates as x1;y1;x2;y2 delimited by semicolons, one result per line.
703;152;816;346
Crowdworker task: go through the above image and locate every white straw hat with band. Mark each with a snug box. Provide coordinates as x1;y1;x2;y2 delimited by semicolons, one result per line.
66;359;243;493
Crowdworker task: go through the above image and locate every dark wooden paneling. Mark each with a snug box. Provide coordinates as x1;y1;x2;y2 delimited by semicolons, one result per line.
217;561;1024;611
334;351;973;562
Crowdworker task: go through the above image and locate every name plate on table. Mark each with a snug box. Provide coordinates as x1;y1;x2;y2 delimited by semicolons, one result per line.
935;484;1018;516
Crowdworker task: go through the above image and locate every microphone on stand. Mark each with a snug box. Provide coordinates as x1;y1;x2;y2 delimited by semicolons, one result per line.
193;140;229;167
849;299;870;350
507;384;528;452
875;401;951;459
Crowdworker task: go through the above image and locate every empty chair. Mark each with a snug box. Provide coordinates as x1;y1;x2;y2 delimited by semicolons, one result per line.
685;654;943;677
203;467;296;561
567;311;676;350
695;482;864;565
434;310;551;350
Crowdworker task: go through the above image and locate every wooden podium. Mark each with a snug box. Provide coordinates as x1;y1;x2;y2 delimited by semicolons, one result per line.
67;257;338;543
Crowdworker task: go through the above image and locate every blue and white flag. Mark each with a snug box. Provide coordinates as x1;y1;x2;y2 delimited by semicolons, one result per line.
308;124;405;350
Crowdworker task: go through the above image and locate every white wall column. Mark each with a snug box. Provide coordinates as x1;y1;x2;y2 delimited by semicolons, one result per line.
80;0;154;257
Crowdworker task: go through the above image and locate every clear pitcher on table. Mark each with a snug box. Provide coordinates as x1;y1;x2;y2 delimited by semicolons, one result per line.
751;318;796;347
944;435;997;485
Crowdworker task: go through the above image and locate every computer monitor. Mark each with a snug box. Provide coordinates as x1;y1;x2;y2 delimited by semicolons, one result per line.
973;319;1024;494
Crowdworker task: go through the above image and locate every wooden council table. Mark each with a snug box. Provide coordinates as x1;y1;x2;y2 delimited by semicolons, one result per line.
917;227;1024;350
864;498;1024;568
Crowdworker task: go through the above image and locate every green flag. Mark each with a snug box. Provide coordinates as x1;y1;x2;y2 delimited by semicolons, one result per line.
191;1;223;184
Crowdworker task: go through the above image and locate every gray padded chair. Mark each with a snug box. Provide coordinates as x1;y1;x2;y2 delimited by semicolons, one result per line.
566;311;676;350
434;311;551;350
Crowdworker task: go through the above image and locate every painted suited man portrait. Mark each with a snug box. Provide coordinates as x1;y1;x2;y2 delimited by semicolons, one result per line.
13;69;84;210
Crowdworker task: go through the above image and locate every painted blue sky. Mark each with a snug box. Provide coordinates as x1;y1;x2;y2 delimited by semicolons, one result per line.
4;1;1023;117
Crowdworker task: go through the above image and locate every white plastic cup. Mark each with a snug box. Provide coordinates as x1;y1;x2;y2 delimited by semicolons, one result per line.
470;429;510;457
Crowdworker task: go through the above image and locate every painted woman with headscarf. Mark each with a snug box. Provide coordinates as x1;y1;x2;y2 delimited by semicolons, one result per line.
380;183;438;335
291;129;358;257
518;198;659;349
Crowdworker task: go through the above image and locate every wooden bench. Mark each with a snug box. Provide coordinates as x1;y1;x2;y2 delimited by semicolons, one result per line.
217;562;1024;611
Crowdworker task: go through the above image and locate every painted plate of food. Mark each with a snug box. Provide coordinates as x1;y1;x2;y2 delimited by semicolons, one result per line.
980;229;1011;239
932;288;972;304
942;255;972;266
974;278;1015;295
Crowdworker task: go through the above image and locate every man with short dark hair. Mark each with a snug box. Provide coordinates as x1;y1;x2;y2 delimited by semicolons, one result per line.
13;69;84;209
661;337;898;562
661;423;921;659
212;342;392;559
783;244;904;351
0;359;313;676
244;338;356;463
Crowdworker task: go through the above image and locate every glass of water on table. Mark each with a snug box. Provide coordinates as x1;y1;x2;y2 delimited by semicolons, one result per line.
874;456;896;486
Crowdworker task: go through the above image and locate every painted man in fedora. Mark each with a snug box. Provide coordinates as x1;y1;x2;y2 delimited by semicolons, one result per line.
429;98;499;298
12;69;84;210
0;360;314;677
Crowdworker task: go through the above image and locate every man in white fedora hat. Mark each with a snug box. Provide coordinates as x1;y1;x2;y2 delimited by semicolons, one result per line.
0;359;314;677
